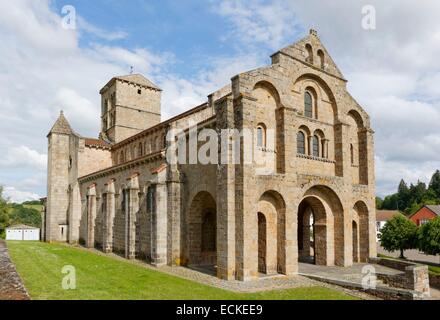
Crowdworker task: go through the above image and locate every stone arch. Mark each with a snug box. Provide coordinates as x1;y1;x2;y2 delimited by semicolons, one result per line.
187;191;217;266
294;74;338;121
252;81;281;174
353;201;370;262
347;110;368;185
256;190;286;275
298;195;329;265
301;185;344;266
253;80;281;106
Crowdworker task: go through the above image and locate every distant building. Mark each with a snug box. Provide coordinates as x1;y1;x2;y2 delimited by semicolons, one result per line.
409;205;440;226
6;225;40;241
376;210;401;241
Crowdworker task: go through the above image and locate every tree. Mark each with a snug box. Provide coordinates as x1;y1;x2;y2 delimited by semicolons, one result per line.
0;186;10;239
417;217;440;256
9;205;41;228
397;179;410;209
429;170;440;198
376;197;383;210
380;215;417;258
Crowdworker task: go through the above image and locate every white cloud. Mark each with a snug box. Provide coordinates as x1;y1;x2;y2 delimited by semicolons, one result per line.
2;186;41;203
77;16;128;41
0;146;47;171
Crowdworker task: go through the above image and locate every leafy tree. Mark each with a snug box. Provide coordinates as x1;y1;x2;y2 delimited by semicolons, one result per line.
380;215;417;258
382;194;398;210
429;170;440;198
417;217;440;256
0;186;10;239
397;179;410;209
376;197;383;210
9;205;41;228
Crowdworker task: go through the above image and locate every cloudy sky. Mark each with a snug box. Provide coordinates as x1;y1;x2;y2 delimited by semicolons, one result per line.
0;0;439;202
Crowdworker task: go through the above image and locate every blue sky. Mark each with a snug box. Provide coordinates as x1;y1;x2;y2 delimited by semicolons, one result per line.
1;0;440;202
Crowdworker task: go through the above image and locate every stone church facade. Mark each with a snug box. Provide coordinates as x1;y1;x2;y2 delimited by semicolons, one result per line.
43;30;377;281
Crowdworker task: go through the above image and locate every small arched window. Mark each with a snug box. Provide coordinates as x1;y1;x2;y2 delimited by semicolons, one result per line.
119;151;124;164
305;43;313;64
317;49;325;69
163;135;167;149
312;135;319;157
350;144;354;164
305;92;313;118
138;143;143;157
297;131;306;155
257;125;266;147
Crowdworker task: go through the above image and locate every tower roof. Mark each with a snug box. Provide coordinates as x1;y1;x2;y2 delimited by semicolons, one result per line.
48;111;73;136
100;74;161;94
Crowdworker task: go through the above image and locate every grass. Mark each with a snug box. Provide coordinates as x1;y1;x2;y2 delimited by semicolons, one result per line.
7;241;356;300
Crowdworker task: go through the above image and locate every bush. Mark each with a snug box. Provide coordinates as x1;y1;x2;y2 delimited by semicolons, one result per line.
417;217;440;256
380;215;417;258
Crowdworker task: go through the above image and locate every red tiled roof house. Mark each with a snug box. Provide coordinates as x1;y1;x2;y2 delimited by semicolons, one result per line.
409;205;440;226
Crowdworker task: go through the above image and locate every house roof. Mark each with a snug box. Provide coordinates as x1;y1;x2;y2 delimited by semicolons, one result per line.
376;210;401;222
423;205;440;216
7;224;39;230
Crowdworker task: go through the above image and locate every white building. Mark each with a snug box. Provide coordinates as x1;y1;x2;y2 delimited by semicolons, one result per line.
6;225;40;241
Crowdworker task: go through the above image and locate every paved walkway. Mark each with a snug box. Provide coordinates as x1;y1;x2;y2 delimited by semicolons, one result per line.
0;240;29;300
299;262;402;284
377;244;440;265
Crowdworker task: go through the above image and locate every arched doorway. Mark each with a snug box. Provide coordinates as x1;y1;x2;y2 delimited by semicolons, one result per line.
352;220;359;263
298;196;328;265
187;191;217;266
258;212;267;273
256;191;286;276
353;201;370;262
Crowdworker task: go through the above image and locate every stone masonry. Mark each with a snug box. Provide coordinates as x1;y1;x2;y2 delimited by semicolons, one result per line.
43;30;377;281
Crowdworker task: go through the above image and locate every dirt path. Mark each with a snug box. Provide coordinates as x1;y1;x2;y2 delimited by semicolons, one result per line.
0;240;30;300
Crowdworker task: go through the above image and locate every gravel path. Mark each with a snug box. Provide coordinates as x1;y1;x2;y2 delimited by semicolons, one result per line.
0;240;30;300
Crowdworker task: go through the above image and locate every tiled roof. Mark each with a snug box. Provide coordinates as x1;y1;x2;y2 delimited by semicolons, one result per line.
115;74;161;90
150;163;167;174
376;210;401;222
84;138;111;149
425;205;440;216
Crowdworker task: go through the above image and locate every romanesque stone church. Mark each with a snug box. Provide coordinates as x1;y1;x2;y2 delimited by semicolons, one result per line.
43;30;376;281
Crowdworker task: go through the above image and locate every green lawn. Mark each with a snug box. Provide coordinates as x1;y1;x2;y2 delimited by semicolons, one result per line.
7;241;356;300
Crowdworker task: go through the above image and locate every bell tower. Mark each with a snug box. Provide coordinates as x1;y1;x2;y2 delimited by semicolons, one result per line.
99;74;162;143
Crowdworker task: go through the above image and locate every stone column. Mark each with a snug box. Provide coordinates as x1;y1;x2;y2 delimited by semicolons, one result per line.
103;180;115;253
126;175;139;260
322;139;329;159
307;136;313;156
216;96;236;280
167;168;182;266
151;182;168;266
86;185;96;248
234;93;259;281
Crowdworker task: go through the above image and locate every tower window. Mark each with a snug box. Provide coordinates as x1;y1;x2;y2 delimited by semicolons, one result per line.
312;135;319;157
256;125;266;148
304;92;313;118
297;131;305;155
317;49;325;69
138;89;142;95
